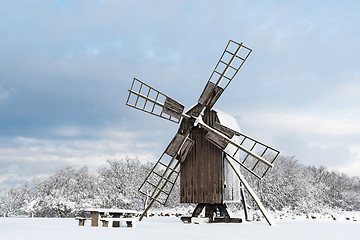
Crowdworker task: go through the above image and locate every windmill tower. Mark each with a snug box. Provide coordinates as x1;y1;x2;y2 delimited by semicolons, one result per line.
126;40;280;225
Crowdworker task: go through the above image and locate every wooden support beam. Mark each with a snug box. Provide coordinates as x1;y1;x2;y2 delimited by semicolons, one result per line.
225;156;276;226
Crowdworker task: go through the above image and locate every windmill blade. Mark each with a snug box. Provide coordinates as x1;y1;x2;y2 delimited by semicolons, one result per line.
165;132;195;162
138;132;194;221
126;78;185;123
198;40;252;109
199;121;279;179
225;156;276;226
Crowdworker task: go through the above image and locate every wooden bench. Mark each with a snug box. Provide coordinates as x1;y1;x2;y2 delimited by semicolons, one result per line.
100;217;137;228
75;217;91;226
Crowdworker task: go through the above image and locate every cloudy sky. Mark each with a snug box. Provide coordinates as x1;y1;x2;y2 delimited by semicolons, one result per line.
1;0;360;188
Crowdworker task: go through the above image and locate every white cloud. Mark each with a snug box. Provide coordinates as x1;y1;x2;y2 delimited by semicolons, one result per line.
2;131;158;163
51;126;83;137
339;162;360;177
337;145;360;176
1;0;360;186
237;109;360;137
0;133;160;187
308;75;360;117
231;108;360;176
333;78;360;99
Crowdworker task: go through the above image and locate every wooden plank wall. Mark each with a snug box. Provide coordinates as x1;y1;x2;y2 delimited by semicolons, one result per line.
180;108;223;203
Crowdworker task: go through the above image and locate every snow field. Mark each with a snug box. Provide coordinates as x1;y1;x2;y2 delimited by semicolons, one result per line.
0;216;359;240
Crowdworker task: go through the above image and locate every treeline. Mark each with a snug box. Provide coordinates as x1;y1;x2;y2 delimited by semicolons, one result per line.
0;157;180;217
0;156;359;217
249;156;360;213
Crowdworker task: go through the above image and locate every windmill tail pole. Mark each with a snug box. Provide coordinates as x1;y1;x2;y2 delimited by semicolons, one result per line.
139;195;157;221
240;182;250;221
225;157;276;226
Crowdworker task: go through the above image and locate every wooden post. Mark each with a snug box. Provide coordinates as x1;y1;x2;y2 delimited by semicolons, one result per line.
191;203;206;217
225;157;275;226
102;220;109;227
78;219;85;226
240;182;250;221
91;212;99;227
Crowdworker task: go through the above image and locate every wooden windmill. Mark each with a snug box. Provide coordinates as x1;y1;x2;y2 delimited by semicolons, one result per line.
126;40;280;225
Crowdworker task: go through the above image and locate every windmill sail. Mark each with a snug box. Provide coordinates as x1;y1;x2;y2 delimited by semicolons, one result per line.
200;121;279;179
198;40;252;109
126;40;281;226
126;78;184;123
138;152;181;205
138;132;194;220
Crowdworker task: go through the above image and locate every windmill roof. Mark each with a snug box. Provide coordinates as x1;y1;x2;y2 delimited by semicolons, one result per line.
213;109;241;133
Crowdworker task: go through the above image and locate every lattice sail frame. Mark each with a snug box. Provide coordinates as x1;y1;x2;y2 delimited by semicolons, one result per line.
200;120;280;180
138;132;194;205
224;132;280;179
209;40;252;89
126;78;184;123
138;152;181;205
198;40;252;109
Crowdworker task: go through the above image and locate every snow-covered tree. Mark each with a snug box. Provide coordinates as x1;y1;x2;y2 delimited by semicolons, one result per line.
1;155;359;217
27;166;99;217
97;157;154;210
0;184;32;217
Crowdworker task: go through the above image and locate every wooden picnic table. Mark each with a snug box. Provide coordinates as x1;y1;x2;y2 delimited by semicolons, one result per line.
84;208;138;227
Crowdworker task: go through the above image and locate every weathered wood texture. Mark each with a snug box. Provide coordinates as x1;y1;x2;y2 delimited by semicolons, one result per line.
198;82;225;109
165;133;186;157
213;122;236;139
205;131;229;149
162;97;184;119
180;108;223;203
91;212;99;227
177;138;195;162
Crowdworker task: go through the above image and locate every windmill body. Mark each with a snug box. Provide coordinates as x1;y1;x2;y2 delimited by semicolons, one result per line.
126;40;280;225
180;107;224;204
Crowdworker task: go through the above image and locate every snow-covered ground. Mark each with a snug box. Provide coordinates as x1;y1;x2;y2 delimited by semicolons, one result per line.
0;215;359;240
